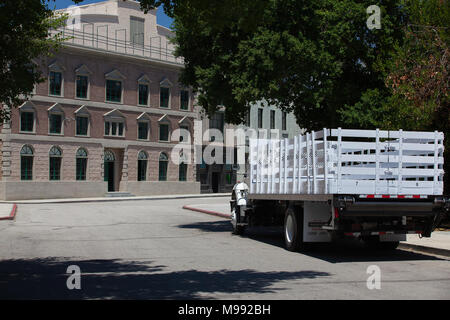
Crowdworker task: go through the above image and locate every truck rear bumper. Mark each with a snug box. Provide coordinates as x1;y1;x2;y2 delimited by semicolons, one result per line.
337;196;448;218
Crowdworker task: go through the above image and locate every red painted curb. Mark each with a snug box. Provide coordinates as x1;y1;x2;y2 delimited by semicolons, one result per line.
182;205;231;219
0;204;17;221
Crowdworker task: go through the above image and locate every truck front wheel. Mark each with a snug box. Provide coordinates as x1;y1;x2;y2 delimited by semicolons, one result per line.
231;207;245;235
284;207;307;252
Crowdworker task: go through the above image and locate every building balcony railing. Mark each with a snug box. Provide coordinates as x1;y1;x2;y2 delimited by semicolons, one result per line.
49;25;184;65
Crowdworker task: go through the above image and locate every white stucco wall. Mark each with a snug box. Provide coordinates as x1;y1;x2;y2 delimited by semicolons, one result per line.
59;0;173;51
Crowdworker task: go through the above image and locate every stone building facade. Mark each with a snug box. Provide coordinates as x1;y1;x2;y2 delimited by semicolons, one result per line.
0;0;200;200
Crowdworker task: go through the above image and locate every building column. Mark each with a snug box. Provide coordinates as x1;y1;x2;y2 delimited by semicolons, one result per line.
120;147;129;191
1;105;12;181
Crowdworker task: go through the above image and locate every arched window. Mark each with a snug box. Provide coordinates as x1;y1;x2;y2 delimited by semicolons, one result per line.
49;146;62;181
76;148;88;181
179;162;187;181
159;152;168;181
104;150;115;162
20;145;34;181
137;151;148;181
179;151;187;182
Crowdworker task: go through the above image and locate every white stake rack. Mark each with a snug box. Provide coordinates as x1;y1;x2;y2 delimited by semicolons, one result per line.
249;128;445;196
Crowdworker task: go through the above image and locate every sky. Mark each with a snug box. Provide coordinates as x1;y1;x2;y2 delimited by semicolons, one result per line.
49;0;174;29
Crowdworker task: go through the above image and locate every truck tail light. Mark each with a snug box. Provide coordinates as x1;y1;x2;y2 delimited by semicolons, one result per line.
334;207;340;219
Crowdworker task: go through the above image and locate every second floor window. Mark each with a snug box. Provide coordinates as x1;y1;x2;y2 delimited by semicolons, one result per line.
138;122;149;140
106;80;122;103
49;71;62;96
159;123;169;141
76;75;88;99
76;116;89;136
105;121;124;137
179;125;189;142
180;90;189;110
20;112;34;132
49;113;63;134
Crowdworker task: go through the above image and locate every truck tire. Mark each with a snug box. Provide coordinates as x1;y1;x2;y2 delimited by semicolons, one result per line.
231;207;245;235
284;207;307;252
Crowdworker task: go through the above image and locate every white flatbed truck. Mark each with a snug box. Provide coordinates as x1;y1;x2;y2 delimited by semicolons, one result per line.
230;128;449;251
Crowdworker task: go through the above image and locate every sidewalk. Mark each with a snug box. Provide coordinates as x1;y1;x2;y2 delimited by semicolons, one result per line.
182;203;450;257
0;193;230;204
399;232;450;257
0;203;17;220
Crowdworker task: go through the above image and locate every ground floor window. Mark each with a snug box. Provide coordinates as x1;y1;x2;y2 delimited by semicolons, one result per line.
49;146;62;181
137;151;148;181
179;162;187;181
20;145;34;180
159;153;168;181
76;148;88;181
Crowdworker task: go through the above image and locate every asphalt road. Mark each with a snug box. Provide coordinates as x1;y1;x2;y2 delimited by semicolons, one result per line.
0;196;449;299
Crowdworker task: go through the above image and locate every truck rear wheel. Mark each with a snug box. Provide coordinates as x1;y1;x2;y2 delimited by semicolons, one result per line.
284;207;307;252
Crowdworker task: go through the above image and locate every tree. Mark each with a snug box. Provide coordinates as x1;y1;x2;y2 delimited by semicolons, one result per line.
342;0;449;194
137;0;407;129
0;0;66;121
385;0;449;194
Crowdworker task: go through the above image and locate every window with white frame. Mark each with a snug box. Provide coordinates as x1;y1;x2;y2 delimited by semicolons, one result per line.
137;150;148;181
180;90;189;110
20;145;34;181
76;148;88;181
75;105;90;136
48;62;64;97
104;109;125;137
138;121;149;140
19;101;36;133
137;74;151;107
137;112;151;140
48;103;64;135
179;125;189;142
75;64;91;100
159;123;169;141
49;146;62;181
105;70;125;103
159;78;172;108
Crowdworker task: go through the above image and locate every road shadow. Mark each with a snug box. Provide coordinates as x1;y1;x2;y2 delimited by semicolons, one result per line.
0;257;330;299
177;220;232;233
175;221;446;263
242;228;447;263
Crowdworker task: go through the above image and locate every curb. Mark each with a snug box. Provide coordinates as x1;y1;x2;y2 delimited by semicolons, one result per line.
182;205;231;220
398;243;450;258
0;204;17;221
0;193;230;205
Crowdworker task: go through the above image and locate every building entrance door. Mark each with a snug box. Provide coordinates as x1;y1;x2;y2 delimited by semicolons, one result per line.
212;172;220;193
104;150;115;192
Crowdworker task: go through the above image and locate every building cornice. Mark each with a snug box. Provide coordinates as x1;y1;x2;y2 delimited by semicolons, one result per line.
1;133;194;150
29;95;198;119
59;43;184;70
